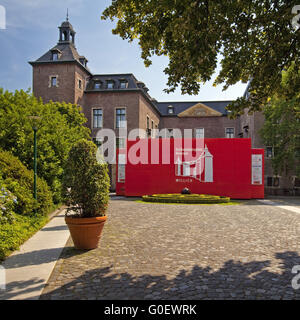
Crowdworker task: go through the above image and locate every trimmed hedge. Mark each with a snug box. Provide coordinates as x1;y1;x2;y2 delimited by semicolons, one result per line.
142;194;231;204
0;149;53;216
62;139;110;217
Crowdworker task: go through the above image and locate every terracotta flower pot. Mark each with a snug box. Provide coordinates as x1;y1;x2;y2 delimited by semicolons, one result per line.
65;216;107;250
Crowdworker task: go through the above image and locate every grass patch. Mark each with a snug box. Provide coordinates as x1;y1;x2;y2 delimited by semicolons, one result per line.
0;203;62;262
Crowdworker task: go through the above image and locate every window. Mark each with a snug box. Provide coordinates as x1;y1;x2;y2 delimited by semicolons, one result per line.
78;79;82;89
51;77;57;87
120;81;128;89
107;81;114;89
267;177;273;187
116;108;126;128
63;31;68;41
52;53;58;61
79;58;87;66
116;137;126;149
195;128;204;139
267;177;280;187
168;106;174;114
225;128;235;138
146;116;151;137
154;124;159;138
94;82;101;89
295;178;300;188
93;109;103;128
266;147;273;158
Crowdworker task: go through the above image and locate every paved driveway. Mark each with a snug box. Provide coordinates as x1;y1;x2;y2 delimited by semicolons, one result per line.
40;198;300;300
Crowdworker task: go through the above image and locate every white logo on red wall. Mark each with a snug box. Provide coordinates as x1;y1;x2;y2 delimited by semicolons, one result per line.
175;145;213;183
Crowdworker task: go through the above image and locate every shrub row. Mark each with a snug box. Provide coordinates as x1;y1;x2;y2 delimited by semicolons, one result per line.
0;213;49;261
0;149;53;216
142;194;231;204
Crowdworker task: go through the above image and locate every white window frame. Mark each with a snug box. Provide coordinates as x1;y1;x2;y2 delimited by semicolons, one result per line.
168;106;174;114
52;53;58;61
120;81;128;89
195;128;205;139
116;137;126;150
94;82;101;89
93;108;103;129
225;127;235;138
116;108;126;129
51;76;57;87
107;81;114;89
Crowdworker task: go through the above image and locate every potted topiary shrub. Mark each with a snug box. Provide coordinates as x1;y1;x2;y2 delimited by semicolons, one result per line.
62;139;110;250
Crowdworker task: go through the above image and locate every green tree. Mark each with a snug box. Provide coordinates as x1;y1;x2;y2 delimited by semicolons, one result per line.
102;1;300;116
0;89;90;202
260;64;300;177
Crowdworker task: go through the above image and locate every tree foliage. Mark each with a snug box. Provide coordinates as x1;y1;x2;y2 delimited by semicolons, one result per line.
102;0;300;116
260;64;300;177
0;89;90;202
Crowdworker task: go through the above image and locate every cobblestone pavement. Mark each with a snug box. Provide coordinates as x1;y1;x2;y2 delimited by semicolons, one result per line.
40;199;300;300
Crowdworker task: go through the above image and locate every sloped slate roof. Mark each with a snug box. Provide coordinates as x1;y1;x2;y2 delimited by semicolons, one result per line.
29;43;91;74
86;74;140;90
36;44;79;62
154;101;233;116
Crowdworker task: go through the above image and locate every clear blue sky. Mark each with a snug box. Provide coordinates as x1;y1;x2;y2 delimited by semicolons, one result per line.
0;0;247;102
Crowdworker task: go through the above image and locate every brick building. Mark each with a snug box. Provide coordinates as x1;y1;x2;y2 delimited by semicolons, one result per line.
29;19;298;195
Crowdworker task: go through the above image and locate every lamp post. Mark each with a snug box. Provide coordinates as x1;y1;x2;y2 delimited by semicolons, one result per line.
33;125;38;200
28;116;41;201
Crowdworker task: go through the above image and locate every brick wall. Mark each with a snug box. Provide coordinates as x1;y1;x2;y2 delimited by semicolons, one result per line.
82;91;141;138
32;63;76;103
160;116;240;138
139;94;160;137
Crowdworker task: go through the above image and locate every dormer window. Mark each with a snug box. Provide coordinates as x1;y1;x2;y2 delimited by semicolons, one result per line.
79;57;88;67
94;82;101;89
168;106;175;114
120;80;128;89
51;48;62;61
107;81;114;89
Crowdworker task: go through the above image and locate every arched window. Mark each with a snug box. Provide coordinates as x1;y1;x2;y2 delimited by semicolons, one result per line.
63;31;68;41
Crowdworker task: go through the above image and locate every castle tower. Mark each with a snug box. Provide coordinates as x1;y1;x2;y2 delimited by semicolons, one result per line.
29;16;91;105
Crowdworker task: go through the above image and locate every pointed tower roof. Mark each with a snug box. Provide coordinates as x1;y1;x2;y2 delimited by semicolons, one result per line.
29;18;91;75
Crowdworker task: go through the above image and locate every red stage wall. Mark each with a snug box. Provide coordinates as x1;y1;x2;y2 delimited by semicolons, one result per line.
116;138;264;199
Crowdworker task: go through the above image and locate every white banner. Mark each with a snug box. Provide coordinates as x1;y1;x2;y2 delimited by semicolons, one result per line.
252;154;263;185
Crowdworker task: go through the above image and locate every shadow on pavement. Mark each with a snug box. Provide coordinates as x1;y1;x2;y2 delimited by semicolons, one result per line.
40;251;300;300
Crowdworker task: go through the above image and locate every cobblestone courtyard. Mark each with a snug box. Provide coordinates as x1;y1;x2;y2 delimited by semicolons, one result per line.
41;198;300;300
